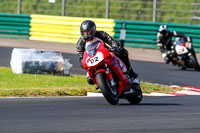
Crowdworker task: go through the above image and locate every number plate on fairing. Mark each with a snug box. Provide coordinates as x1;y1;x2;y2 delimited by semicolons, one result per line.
86;52;104;67
175;45;188;55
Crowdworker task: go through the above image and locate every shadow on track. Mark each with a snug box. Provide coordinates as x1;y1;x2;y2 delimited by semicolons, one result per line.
119;103;181;106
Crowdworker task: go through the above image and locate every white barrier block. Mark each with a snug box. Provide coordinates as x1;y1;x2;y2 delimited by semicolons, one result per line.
10;48;72;76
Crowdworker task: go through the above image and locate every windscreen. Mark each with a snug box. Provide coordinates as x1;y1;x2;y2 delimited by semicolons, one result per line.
173;38;185;46
86;41;101;56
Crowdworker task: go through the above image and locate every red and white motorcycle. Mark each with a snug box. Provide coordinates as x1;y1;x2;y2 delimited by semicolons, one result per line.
82;37;142;105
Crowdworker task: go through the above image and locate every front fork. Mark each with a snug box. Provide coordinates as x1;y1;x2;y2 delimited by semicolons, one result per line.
105;68;116;87
89;62;128;96
94;66;116;87
91;65;119;94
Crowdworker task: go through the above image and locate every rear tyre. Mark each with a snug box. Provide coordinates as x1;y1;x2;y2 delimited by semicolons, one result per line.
127;85;143;104
96;72;119;105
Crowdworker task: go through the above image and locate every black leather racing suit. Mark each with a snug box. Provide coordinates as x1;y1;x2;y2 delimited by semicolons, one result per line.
156;30;200;67
76;31;137;78
156;30;189;53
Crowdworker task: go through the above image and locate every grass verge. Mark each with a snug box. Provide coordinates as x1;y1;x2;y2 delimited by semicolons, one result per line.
0;67;182;97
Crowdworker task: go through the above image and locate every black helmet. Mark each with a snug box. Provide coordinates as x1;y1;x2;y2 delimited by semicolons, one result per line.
159;25;168;34
80;20;96;40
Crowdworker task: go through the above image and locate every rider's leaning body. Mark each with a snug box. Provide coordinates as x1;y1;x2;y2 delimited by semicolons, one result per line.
76;20;138;84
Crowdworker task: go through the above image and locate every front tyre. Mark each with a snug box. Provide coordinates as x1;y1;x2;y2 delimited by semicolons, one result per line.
96;72;119;105
178;65;186;70
189;55;200;71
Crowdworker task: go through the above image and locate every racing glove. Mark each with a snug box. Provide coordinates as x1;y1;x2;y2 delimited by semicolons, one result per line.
110;40;120;51
110;45;120;52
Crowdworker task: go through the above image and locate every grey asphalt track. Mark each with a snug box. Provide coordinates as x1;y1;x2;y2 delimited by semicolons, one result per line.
0;96;200;133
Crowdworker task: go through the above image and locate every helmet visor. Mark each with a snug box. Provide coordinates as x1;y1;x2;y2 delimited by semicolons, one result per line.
83;30;93;36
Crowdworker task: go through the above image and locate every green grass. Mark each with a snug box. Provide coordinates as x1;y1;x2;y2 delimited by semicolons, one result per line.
0;67;182;97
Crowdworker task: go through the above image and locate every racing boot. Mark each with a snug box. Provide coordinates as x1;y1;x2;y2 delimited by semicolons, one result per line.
127;67;140;85
123;57;138;79
162;51;173;64
124;60;139;85
128;67;138;79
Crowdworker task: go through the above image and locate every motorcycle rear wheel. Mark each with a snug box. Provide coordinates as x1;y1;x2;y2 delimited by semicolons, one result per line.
126;86;143;104
96;72;119;105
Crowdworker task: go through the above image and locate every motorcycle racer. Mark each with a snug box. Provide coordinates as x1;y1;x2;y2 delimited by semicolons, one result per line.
76;20;138;84
157;25;191;64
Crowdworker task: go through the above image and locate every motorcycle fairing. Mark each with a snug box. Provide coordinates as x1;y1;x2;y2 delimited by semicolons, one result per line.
83;41;129;96
82;42;110;69
175;45;188;55
86;52;104;67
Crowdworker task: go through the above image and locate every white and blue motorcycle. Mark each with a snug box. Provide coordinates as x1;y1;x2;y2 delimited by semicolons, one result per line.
168;37;200;71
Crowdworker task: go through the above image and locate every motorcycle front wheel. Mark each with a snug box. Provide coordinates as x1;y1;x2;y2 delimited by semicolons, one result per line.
189;55;200;71
96;72;119;105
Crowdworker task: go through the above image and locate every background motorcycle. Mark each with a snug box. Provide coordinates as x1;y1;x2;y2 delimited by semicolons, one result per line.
168;37;200;71
82;38;142;105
